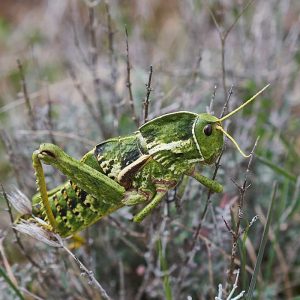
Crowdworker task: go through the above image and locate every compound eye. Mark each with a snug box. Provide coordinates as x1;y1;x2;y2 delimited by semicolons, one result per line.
203;124;212;136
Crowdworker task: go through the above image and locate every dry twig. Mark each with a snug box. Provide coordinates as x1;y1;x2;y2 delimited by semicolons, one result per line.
105;1;119;129
206;0;255;101
60;239;112;300
17;59;36;130
143;65;153;124
125;27;139;126
1;185;41;268
68;66;102;131
87;4;109;138
226;137;259;287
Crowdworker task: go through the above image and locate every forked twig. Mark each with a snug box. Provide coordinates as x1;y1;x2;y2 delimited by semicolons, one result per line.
206;0;255;100
215;269;245;300
226;137;259;288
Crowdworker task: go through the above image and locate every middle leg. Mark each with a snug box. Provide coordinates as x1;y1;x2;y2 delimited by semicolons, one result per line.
132;190;167;223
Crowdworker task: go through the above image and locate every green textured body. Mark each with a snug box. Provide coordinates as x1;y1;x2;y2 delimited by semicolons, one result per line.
31;112;224;237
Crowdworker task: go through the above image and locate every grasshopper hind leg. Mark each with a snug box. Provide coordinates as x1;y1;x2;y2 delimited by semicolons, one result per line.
32;179;101;237
31;144;125;237
46;181;100;237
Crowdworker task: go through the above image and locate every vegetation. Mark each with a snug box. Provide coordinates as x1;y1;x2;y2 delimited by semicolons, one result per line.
0;1;299;299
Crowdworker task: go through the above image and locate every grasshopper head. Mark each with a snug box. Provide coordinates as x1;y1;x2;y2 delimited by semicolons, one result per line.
194;84;270;163
193;113;223;164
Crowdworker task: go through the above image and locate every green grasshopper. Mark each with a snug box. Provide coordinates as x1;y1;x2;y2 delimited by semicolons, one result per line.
13;85;269;239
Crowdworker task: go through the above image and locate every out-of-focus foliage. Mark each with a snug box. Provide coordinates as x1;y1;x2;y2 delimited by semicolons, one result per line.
0;1;299;299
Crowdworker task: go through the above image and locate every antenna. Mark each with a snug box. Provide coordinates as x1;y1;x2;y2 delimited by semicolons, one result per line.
216;125;251;158
218;84;270;122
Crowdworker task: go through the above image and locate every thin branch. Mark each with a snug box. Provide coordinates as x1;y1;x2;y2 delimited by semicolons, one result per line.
87;4;109;138
44;83;56;144
208;84;218;114
0;131;25;190
223;216;236;236
68;66;102;131
1;185;41;269
135;215;170;300
255;205;293;299
105;1;119;129
0;265;25;300
220;85;234;117
105;2;117;84
84;0;101;8
88;6;98;69
119;235;144;257
191;49;202;85
246;182;277;299
19;288;44;300
206;0;255;100
223;0;256;41
17;59;36;130
188;88;234;252
70;13;89;67
143;65;153;124
172;220;255;275
187;145;224;253
16;129;95;146
215;269;245;300
205;240;215;299
107;216;146;239
226;137;259;288
59;236;112;300
0;234;18;286
134;223;156;300
119;259;125;300
125;27;139;126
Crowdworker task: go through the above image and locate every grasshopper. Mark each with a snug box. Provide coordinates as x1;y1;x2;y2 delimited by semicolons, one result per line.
13;85;269;239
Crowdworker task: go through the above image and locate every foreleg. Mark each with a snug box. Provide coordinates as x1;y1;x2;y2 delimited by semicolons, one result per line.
132;191;167;223
190;170;223;193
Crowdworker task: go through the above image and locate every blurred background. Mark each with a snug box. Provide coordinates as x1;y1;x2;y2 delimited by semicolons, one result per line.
0;0;299;299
